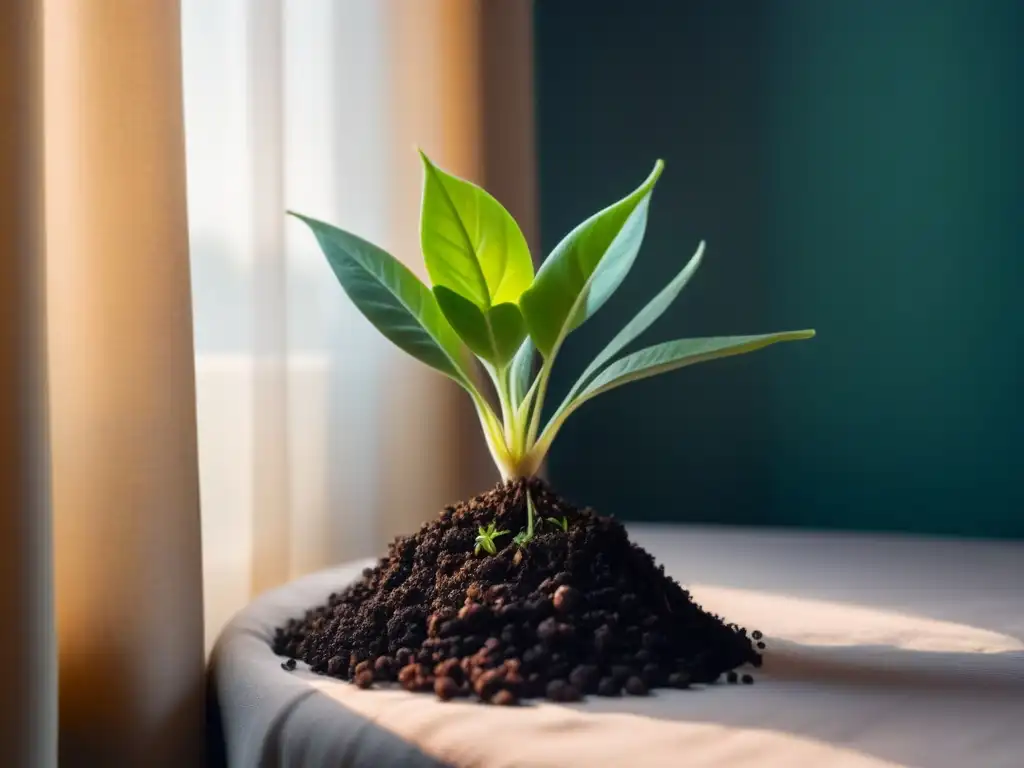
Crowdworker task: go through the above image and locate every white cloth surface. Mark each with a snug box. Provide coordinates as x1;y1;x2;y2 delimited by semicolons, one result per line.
209;526;1024;767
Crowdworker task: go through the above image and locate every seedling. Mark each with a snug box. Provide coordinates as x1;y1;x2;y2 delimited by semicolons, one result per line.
475;522;510;556
290;152;814;542
513;492;539;547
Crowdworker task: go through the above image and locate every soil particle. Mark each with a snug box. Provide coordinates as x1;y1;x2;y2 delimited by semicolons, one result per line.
641;663;664;687
434;676;460;701
569;664;599;694
546;679;581;702
354;670;374;689
273;479;761;704
624;676;649;696
553;585;581;613
491;689;519;707
473;669;504;701
668;671;691;689
374;656;396;680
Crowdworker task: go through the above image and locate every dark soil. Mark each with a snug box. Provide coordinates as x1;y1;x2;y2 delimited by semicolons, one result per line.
273;478;762;705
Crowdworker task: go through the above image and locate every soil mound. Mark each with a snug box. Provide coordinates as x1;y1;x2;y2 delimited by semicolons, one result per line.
273;479;762;704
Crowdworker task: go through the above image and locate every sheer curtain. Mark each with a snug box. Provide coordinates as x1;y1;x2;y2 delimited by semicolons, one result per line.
181;0;538;651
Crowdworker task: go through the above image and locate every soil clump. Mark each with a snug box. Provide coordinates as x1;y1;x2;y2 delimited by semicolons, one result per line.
273;479;762;705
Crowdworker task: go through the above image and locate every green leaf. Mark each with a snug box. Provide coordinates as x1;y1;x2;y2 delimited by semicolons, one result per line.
289;212;475;386
537;331;816;452
434;286;527;368
585;332;816;396
509;337;535;408
563;240;705;404
520;160;663;356
419;150;534;308
475;522;509;556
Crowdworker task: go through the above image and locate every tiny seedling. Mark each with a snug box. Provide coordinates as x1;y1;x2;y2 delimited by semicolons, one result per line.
475;522;510;556
290;152;814;545
513;492;539;547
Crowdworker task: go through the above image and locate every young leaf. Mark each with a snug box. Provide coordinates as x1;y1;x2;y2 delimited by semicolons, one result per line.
520;161;663;357
419;151;534;308
475;522;509;556
521;191;658;447
536;331;816;453
289;212;476;387
562;240;705;404
434;286;527;368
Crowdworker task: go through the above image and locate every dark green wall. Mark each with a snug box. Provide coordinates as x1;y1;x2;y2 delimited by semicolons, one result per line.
534;0;1024;537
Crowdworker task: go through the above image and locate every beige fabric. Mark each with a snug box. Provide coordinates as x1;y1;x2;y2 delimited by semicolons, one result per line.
44;1;205;764
213;526;1024;768
0;0;58;765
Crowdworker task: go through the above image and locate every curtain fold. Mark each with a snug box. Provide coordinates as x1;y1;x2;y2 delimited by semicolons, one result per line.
0;1;58;765
45;1;205;765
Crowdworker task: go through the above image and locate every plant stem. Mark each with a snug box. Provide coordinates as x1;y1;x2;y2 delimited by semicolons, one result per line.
472;392;518;478
526;340;563;449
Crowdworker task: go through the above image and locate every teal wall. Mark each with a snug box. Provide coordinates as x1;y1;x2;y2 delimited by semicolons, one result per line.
534;1;1024;537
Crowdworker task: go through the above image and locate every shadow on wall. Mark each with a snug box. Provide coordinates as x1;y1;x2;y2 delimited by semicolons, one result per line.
535;0;1024;538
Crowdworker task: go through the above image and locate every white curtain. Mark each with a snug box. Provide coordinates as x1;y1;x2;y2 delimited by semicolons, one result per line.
181;0;537;652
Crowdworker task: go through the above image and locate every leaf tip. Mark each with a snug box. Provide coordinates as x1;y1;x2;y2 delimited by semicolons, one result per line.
693;239;707;261
650;158;666;184
286;210;315;229
785;329;816;342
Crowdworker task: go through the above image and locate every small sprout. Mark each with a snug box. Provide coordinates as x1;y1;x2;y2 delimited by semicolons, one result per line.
474;521;509;556
513;489;539;547
546;516;568;532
